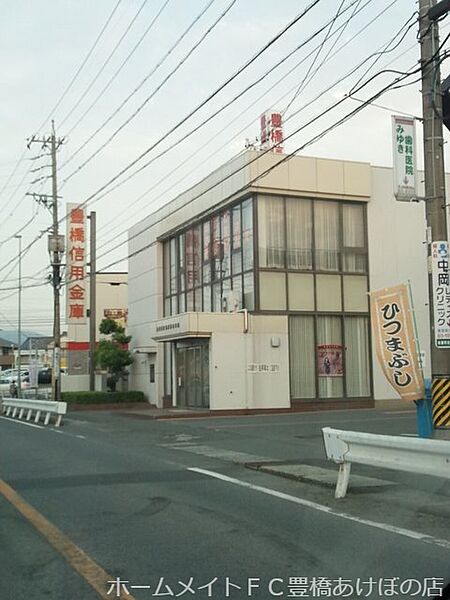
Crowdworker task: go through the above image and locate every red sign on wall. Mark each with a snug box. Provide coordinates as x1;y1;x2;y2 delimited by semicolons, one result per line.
66;203;87;324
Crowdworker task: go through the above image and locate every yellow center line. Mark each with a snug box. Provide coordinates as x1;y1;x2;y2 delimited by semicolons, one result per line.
0;479;135;600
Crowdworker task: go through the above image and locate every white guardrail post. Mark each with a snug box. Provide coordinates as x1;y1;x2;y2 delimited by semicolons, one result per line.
1;397;67;427
322;427;450;499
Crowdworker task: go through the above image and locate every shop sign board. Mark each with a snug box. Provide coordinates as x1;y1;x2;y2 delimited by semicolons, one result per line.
66;203;87;324
370;284;424;401
431;241;450;347
392;115;417;201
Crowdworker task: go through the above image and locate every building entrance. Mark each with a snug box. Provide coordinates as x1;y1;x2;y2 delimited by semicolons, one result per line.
175;339;209;408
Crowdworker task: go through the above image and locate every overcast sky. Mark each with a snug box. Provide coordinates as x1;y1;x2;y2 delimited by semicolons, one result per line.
0;0;449;334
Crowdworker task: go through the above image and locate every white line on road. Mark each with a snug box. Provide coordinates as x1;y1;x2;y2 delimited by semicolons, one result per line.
188;467;450;550
204;415;414;429
50;429;87;439
0;416;44;430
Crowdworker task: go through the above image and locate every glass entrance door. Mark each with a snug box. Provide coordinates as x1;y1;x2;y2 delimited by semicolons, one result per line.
175;340;209;408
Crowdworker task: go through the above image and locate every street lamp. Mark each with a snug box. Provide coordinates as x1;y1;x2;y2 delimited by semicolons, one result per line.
14;235;22;397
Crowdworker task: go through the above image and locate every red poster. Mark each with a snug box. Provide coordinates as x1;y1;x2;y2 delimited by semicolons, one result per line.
317;344;343;377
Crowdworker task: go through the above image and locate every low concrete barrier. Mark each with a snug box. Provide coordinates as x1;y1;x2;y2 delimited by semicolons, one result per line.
1;397;67;427
322;427;450;498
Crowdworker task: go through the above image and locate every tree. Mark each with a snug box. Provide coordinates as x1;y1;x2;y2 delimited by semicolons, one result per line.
95;318;133;392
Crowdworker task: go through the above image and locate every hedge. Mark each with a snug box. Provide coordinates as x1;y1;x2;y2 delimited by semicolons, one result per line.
61;391;146;404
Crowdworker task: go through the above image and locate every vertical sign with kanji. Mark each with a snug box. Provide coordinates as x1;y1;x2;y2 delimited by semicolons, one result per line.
431;241;450;347
66;203;87;324
260;111;284;154
370;284;424;402
392;115;417;201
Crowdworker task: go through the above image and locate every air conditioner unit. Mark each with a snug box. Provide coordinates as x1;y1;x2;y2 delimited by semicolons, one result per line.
222;290;241;313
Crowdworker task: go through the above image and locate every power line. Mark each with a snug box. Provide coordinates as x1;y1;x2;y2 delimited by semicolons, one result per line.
65;0;172;137
60;0;322;186
283;0;349;116
59;0;151;128
95;0;402;244
94;60;429;271
37;0;123;132
60;0;219;172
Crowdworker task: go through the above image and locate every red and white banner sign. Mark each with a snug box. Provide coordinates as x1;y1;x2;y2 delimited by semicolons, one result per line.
66;203;87;324
260;111;284;154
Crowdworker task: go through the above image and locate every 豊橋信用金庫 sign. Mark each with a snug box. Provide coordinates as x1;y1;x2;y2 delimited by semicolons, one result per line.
370;284;424;401
66;203;87;324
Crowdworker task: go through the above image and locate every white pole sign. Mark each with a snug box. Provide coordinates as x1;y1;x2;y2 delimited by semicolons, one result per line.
392;115;417;201
431;241;450;348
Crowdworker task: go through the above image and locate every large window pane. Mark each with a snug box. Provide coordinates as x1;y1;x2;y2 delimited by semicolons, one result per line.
286;198;312;269
258;195;285;268
232;275;243;310
342;204;367;272
203;286;211;312
345;316;370;396
314;201;340;271
243;272;254;310
186;289;194;312
178;233;185;292
289;316;316;398
185;229;194;290
242;199;253;271
221;210;231;279
212;282;221;312
163;241;170;298
170;238;177;294
222;278;231;311
317;316;344;398
194;286;202;312
232;204;242;275
212;215;221;281
193;225;201;288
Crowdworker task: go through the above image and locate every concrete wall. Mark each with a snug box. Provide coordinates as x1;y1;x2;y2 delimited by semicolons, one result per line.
368;167;430;400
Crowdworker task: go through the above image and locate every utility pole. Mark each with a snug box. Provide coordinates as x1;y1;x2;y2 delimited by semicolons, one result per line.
15;235;22;398
27;121;65;402
419;0;450;436
89;211;96;391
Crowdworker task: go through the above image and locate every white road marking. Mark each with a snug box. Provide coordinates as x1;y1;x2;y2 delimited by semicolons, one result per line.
401;433;418;437
162;443;270;464
205;415;414;429
49;429;87;440
188;467;450;550
0;416;44;430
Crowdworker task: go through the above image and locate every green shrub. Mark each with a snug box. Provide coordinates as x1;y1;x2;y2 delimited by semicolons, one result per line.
61;391;145;404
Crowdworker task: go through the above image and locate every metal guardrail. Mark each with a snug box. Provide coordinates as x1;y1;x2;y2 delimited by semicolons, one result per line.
1;397;67;427
322;427;450;499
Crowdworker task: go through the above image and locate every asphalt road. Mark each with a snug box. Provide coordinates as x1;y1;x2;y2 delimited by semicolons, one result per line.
0;407;449;600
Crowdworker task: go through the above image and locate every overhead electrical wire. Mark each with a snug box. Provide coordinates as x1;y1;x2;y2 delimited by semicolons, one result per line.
0;0;413;282
59;0;219;172
95;0;402;244
37;0;123;132
95;65;432;274
282;0;350;116
59;0;151;128
64;0;172;137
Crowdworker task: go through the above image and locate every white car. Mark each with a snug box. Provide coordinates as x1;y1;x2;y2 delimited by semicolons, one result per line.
0;377;30;392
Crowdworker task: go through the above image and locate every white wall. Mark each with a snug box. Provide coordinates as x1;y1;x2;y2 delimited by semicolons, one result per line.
368;167;430;400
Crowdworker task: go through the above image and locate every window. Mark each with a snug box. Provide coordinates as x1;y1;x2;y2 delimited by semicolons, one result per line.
344;316;370;397
289;316;316;398
286;198;312;269
242;199;253;271
342;204;367;272
150;363;155;383
314;201;340;271
317;316;344;398
258;195;285;268
232;204;242;274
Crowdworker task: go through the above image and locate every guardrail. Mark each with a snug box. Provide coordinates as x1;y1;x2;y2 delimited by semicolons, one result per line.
322;427;450;499
1;397;67;427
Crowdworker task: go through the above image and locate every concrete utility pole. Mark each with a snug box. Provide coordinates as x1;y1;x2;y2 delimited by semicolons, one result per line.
15;235;22;397
89;211;96;392
27;121;65;401
419;0;450;434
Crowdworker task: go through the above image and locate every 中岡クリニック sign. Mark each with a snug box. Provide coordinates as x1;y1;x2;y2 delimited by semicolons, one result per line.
431;241;450;348
370;284;424;402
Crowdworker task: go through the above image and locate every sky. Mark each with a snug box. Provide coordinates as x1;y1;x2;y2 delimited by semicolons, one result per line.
0;0;449;334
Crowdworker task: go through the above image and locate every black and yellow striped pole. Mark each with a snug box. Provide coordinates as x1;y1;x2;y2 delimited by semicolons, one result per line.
432;378;450;428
